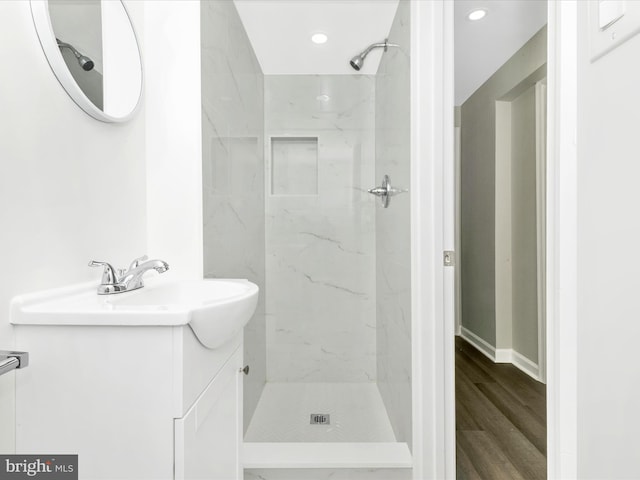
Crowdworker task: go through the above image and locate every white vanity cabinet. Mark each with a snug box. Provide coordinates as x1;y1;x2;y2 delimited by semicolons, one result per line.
14;324;244;480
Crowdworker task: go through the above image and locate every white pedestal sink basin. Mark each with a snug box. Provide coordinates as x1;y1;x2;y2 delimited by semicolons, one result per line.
11;279;259;349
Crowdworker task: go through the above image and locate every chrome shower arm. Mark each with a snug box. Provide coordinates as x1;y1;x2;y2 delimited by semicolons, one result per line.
56;38;95;71
362;39;398;56
56;38;81;58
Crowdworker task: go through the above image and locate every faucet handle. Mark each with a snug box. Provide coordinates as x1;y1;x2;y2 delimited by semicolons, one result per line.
128;255;149;271
88;261;118;285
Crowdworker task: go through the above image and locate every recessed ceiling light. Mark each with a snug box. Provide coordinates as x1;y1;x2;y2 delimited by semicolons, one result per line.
316;94;330;102
311;33;328;44
467;8;487;21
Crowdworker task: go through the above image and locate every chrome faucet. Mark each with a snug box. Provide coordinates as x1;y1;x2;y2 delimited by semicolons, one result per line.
88;255;169;295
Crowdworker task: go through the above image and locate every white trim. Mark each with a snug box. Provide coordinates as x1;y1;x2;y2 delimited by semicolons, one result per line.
546;1;578;477
458;330;541;381
442;2;456;477
454;124;462;337
494;348;512;364
438;2;455;478
459;327;496;362
494;100;513;351
243;443;412;469
535;80;548;385
410;0;451;478
511;349;541;381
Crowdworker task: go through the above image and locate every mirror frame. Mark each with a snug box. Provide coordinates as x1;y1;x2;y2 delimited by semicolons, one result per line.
30;0;143;123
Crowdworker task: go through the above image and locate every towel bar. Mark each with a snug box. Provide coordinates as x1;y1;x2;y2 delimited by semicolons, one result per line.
0;350;29;377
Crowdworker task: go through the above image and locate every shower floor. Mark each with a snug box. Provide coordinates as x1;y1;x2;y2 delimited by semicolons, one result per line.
244;383;397;443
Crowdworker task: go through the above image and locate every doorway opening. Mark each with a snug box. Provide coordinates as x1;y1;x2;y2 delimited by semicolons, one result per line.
453;1;548;477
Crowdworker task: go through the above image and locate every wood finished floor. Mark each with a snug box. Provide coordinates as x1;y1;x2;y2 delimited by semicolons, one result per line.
456;336;547;480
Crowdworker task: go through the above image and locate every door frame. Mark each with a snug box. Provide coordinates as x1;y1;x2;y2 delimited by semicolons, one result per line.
409;0;454;478
544;1;578;477
417;1;579;478
535;79;547;384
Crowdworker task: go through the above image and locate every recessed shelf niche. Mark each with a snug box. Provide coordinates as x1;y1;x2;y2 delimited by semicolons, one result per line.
270;137;318;195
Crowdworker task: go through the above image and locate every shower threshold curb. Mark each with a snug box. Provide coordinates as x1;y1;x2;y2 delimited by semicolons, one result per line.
243;442;412;469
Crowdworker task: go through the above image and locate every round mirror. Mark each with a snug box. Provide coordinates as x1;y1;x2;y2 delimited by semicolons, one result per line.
30;0;143;123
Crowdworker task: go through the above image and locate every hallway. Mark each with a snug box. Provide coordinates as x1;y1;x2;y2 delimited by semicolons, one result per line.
455;337;546;479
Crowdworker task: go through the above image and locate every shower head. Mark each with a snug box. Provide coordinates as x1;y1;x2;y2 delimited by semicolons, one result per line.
56;38;95;71
349;38;398;71
77;55;95;72
349;54;365;71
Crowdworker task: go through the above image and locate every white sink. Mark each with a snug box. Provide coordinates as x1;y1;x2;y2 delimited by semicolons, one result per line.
11;279;259;349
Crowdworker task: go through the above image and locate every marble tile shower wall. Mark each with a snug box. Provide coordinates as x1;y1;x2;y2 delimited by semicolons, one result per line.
375;1;412;447
201;1;265;431
265;75;377;382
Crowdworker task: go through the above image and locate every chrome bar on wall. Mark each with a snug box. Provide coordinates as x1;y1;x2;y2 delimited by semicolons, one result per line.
0;351;29;377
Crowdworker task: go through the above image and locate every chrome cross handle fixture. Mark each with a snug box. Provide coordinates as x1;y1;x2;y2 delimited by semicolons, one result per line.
89;255;169;295
368;174;407;208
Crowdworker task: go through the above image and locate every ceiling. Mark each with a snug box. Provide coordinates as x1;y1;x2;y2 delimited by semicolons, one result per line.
234;0;399;76
455;0;547;105
234;0;547;104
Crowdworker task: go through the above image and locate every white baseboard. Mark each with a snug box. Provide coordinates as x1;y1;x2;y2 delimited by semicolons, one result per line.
511;349;540;380
460;327;495;361
458;328;540;381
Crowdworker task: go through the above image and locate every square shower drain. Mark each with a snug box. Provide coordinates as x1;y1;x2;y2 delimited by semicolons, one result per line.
310;413;330;425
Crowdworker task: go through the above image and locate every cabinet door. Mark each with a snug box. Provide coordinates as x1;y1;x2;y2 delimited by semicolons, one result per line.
175;347;242;480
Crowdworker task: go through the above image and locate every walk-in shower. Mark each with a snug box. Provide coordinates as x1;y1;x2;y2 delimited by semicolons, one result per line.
201;1;412;477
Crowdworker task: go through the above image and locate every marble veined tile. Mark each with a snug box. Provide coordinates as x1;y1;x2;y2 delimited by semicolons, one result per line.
265;75;376;383
265;75;375;132
375;0;413;449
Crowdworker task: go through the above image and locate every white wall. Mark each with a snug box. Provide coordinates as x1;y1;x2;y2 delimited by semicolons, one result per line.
460;27;546;349
0;0;147;453
0;1;205;455
575;3;640;477
145;1;203;282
